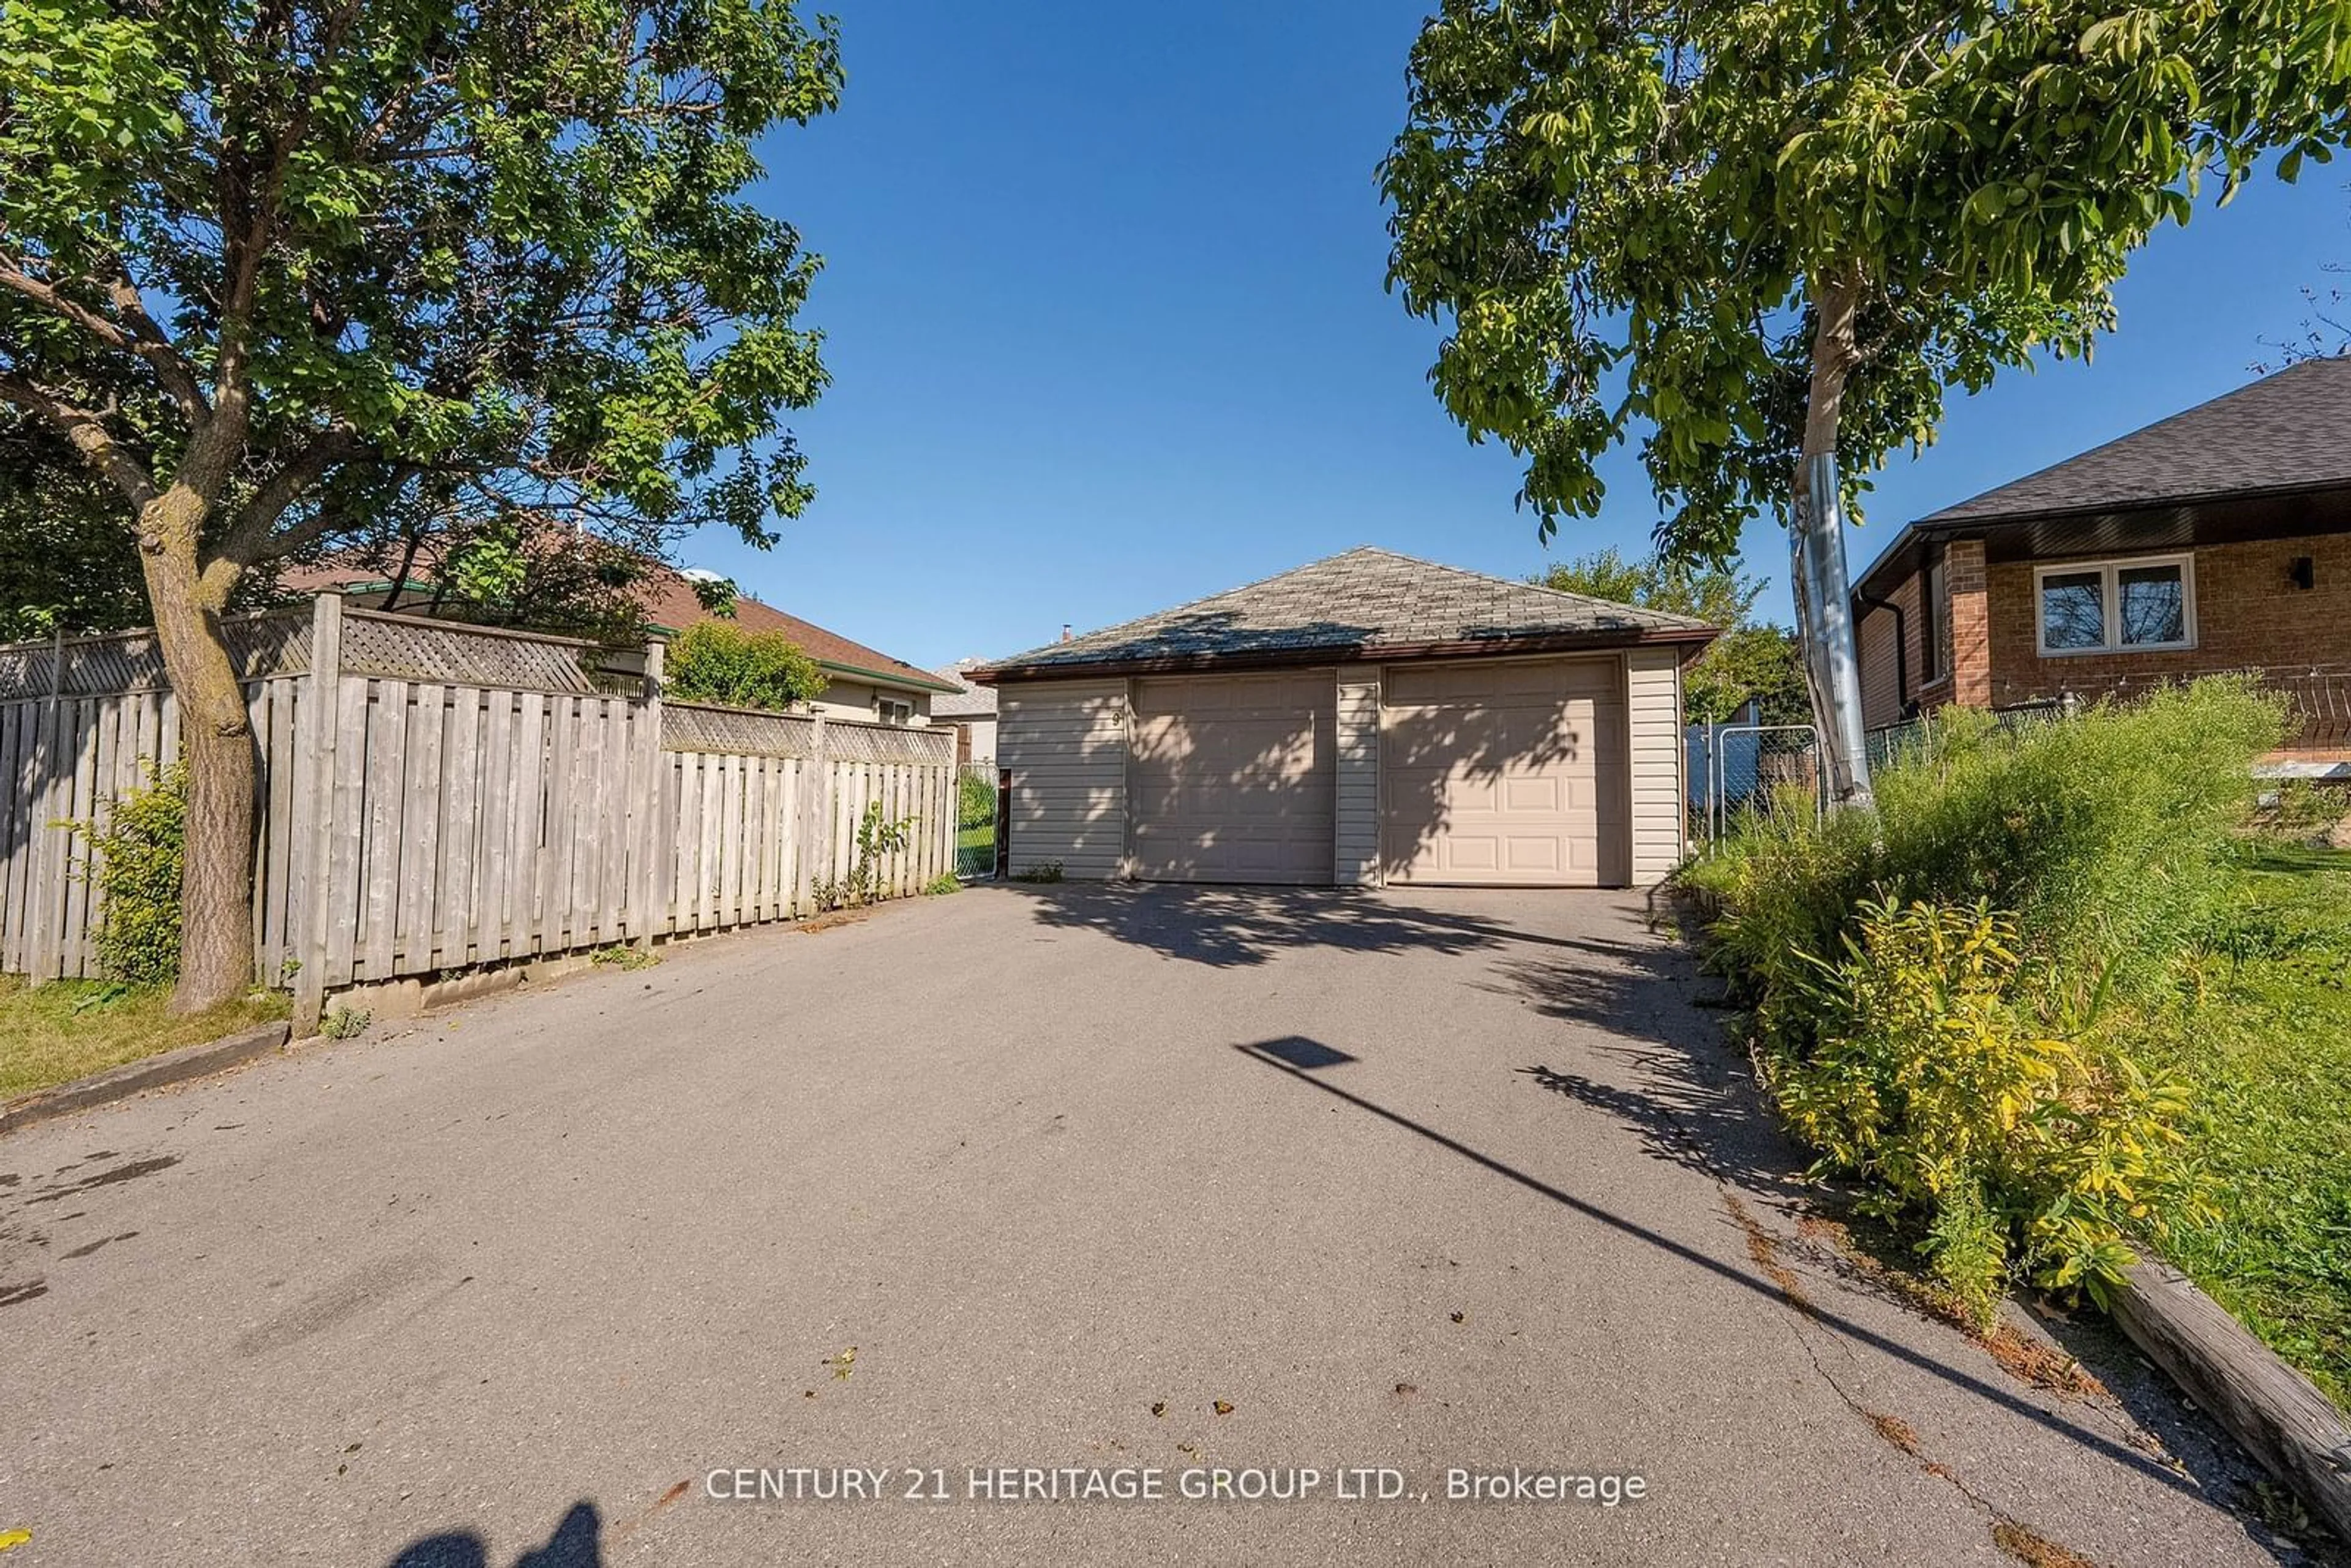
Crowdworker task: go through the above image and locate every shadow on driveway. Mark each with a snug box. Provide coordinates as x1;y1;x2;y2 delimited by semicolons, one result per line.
996;881;1654;968
389;1502;602;1567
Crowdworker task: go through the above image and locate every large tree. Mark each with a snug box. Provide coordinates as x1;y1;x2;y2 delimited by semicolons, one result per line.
1;0;841;1009
1384;0;2351;806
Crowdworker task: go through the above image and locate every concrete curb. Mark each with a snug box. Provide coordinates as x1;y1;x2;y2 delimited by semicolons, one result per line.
2113;1258;2351;1543
0;1020;293;1138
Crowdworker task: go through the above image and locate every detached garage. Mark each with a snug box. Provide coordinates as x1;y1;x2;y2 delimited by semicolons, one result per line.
971;548;1715;889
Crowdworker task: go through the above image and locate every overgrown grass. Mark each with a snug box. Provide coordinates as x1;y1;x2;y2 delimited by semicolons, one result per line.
0;977;289;1101
1679;680;2351;1354
2142;844;2351;1409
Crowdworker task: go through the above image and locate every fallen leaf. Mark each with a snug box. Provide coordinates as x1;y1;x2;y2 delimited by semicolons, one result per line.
0;1530;29;1554
1449;1311;1465;1324
824;1346;857;1381
1149;1401;1167;1418
1211;1400;1234;1416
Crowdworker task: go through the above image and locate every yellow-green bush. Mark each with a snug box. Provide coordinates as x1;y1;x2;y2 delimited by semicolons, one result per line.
1770;899;2202;1322
76;760;187;986
1684;679;2283;1318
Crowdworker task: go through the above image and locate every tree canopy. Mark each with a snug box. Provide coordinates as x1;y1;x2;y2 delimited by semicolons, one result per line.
664;620;827;711
1383;0;2351;560
0;0;845;1008
1536;547;1807;725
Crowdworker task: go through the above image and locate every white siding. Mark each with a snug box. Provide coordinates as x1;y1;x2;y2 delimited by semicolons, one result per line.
997;679;1128;880
1335;670;1381;885
1626;647;1685;885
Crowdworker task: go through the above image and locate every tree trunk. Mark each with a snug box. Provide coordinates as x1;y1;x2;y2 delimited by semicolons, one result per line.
1790;269;1876;809
135;486;258;1013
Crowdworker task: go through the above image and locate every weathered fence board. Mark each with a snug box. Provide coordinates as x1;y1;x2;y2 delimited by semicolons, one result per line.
0;600;956;1025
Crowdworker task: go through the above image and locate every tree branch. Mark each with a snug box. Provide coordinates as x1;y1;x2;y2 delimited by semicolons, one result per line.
0;373;159;509
0;259;211;423
206;424;367;579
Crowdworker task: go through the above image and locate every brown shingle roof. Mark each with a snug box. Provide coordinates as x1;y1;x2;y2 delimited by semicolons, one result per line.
973;547;1714;680
634;574;955;692
1922;358;2351;526
282;561;953;694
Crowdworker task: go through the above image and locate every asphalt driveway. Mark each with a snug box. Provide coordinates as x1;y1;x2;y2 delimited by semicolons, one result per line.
0;885;2295;1565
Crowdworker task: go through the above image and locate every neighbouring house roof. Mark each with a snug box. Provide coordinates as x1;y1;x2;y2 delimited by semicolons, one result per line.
930;664;998;718
1924;358;2351;526
972;547;1715;683
1854;357;2351;600
631;575;957;694
283;562;954;696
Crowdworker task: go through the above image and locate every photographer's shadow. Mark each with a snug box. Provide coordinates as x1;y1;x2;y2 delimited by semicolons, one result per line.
389;1501;602;1568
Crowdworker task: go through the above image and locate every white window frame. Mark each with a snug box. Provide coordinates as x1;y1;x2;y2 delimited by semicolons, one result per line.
874;695;913;727
2032;553;2196;657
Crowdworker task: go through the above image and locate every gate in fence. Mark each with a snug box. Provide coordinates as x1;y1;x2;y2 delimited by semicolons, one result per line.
954;763;999;880
1686;721;1824;844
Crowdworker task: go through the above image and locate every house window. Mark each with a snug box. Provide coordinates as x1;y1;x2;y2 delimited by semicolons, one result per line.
2033;555;2194;656
874;696;913;726
1920;548;1948;682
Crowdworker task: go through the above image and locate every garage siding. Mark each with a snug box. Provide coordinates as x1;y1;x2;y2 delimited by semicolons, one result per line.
997;679;1128;880
1627;647;1685;885
1334;671;1381;885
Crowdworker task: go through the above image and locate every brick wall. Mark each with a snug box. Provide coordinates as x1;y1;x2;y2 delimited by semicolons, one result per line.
1947;539;1991;707
1985;533;2351;712
1857;567;1931;728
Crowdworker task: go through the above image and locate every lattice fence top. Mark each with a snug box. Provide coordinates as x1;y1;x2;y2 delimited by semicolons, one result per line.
0;610;312;700
659;703;955;763
663;702;819;758
826;719;954;765
341;611;601;694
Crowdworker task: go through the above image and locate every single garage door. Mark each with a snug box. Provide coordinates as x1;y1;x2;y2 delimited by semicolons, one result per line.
1380;657;1629;887
1130;670;1335;883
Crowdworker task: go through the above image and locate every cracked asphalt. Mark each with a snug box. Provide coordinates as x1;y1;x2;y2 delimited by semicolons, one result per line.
0;885;2302;1565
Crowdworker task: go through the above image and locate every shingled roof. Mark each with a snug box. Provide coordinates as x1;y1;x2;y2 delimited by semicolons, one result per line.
1923;357;2351;527
974;547;1714;681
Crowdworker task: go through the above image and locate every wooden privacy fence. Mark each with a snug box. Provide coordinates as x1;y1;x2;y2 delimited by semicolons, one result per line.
0;596;956;1028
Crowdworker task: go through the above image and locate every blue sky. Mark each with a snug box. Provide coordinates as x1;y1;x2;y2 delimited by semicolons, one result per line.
684;0;2351;669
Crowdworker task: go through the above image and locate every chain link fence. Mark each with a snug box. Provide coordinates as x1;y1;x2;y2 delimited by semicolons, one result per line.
1687;722;1823;844
955;763;1000;880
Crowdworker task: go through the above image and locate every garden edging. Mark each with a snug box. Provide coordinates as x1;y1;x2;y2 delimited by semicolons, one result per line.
2112;1258;2351;1542
0;1020;291;1137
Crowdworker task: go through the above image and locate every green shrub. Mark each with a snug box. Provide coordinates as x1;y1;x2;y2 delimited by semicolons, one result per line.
1769;899;2202;1321
957;768;996;828
665;621;827;711
73;759;187;986
921;871;961;896
1684;679;2284;1318
322;1005;371;1039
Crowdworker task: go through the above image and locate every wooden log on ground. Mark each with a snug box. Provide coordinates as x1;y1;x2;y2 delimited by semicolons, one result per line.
2111;1256;2351;1543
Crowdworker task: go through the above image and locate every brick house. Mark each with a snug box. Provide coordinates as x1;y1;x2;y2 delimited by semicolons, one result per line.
1851;358;2351;765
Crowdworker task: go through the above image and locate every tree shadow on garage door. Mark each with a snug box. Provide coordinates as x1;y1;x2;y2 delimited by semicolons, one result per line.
997;880;1641;967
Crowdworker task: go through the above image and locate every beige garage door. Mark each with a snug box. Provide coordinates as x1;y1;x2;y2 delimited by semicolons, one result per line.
1380;658;1629;887
1130;670;1335;884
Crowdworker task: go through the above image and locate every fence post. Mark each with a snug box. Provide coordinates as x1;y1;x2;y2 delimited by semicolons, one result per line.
795;714;826;913
633;639;664;955
25;631;66;986
291;594;343;1037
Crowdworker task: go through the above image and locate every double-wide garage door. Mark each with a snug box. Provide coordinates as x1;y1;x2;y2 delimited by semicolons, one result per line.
1125;658;1628;887
1381;659;1628;887
1129;671;1336;884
